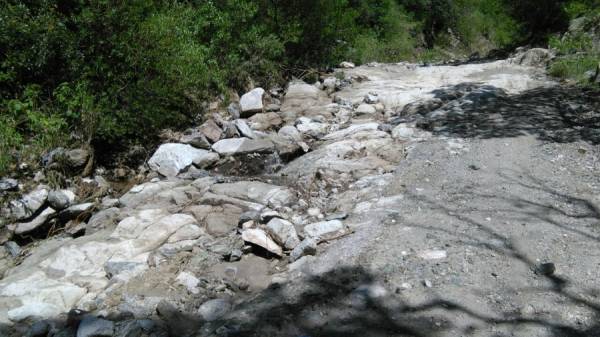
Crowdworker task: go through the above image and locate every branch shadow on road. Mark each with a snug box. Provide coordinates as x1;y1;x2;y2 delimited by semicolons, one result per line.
411;84;600;145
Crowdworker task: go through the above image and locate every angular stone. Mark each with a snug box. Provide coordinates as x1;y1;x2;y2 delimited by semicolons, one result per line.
148;143;216;177
290;238;317;262
241;228;283;256
192;152;219;169
303;220;346;242
180;129;211;149
199;119;223;143
234;119;255;139
209;181;295;208
240;88;265;117
8;186;48;220
14;207;56;235
47;189;76;210
59;203;94;222
266;218;300;250
211;138;274;156
248;112;283;131
205;205;242;237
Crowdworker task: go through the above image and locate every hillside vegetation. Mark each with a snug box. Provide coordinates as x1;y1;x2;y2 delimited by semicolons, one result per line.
0;0;598;174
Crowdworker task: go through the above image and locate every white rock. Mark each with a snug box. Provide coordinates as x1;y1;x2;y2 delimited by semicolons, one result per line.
211;138;274;156
304;220;346;242
0;271;87;322
8;187;48;220
266;218;300;250
322;122;379;141
210;181;295;208
240;88;265;116
234;119;255;139
355;104;377;115
391;123;415;140
175;271;200;294
241;228;283;256
148;143;215;177
295;119;329;138
192;152;219;168
339;61;355;68
168;224;205;243
14;207;56;235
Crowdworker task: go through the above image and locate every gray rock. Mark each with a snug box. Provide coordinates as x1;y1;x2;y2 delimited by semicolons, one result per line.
28;320;50;337
8;186;48;220
210;181;295;208
211;138;274;156
266;218;300;250
198;298;232;322
240;88;265;117
199;119;223;143
59;203;94;222
295;118;329;138
192;152;219;169
14;207;56;235
248;112;283;131
290;238;317;262
77;316;114;337
65;148;90;168
148;143;216;177
304;220;346;242
278;125;302;142
229;249;243;262
180;129;211;149
227;102;241;119
222;121;240;138
0;178;18;191
234;119;255;139
87;207;120;233
512;48;554;67
4;241;21;257
265;103;281;112
47;189;76;210
339;61;355;68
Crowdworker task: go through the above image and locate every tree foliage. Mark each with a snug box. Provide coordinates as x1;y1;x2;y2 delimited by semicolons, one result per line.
0;0;591;173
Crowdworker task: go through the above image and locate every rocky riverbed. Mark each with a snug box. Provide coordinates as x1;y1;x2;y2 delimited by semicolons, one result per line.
1;49;600;337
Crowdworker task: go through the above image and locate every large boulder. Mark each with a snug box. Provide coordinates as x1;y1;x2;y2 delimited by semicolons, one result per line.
240;88;265;117
211;138;274;156
511;48;554;67
148;143;218;177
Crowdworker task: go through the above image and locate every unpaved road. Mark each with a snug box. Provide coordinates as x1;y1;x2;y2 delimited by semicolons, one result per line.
2;54;600;337
203;69;600;336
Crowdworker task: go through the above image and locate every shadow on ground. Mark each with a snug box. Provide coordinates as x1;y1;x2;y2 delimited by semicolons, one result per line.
416;84;600;144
